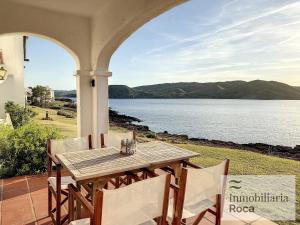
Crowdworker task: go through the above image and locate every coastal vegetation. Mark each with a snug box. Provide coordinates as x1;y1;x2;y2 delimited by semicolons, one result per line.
55;80;300;100
0;101;61;178
0;122;60;178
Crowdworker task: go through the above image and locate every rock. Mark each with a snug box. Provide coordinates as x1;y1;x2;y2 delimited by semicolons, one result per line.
109;109;142;124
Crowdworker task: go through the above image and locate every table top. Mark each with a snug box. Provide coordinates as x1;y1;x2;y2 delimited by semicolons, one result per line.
56;141;199;182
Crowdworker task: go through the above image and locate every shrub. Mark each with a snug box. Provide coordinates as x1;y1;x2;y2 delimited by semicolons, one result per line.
5;101;37;128
57;110;75;118
63;102;77;109
48;101;64;110
0;122;61;178
0;125;13;152
146;132;156;139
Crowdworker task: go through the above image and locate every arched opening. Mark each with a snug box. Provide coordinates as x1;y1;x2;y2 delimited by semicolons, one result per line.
0;32;80;137
106;4;300;223
108;0;300;148
0;32;81;69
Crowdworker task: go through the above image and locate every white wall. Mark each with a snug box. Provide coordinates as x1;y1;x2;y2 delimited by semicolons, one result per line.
0;35;25;118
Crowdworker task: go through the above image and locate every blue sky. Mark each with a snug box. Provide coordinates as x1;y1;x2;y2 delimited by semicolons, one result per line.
25;0;300;90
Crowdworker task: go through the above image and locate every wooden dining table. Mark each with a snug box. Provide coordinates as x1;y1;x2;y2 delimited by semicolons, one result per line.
56;141;199;214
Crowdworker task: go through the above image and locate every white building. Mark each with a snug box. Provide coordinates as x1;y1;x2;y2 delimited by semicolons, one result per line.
25;87;33;103
49;86;55;101
0;35;26;123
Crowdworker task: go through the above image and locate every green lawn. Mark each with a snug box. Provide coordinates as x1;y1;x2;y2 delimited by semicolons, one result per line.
29;106;77;138
29;105;299;224
178;144;300;225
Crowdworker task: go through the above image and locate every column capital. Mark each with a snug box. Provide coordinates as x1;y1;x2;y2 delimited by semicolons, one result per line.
91;70;112;77
75;70;112;77
75;70;91;77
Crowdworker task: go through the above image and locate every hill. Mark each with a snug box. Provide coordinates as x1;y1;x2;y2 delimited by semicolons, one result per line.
110;80;300;100
55;90;76;98
55;80;300;100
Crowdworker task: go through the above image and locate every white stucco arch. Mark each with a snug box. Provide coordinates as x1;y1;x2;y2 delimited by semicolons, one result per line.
0;1;91;71
93;0;187;71
0;0;187;146
0;32;81;70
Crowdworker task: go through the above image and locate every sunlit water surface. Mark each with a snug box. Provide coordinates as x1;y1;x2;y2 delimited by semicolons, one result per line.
109;99;300;147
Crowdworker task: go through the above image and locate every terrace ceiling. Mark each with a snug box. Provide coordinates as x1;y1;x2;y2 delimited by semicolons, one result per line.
0;0;187;70
7;0;111;17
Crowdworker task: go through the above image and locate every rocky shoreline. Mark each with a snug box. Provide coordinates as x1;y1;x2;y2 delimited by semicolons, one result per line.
109;109;300;161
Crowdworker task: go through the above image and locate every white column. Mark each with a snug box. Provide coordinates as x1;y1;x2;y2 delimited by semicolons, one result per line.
91;70;112;147
75;70;93;138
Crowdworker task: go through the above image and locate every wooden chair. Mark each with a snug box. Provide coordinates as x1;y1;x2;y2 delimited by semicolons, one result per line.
100;131;138;188
100;130;136;149
68;174;172;225
47;135;93;225
171;159;230;225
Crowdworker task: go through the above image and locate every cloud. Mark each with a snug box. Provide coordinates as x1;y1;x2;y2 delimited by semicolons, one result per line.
126;0;300;86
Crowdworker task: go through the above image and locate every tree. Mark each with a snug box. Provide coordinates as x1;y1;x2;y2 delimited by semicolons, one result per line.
31;85;52;107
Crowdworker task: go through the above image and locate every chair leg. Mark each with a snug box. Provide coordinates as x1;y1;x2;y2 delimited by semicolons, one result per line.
216;194;222;225
216;216;221;225
56;191;61;225
192;210;206;225
115;177;120;188
127;176;132;185
48;186;52;217
142;171;147;180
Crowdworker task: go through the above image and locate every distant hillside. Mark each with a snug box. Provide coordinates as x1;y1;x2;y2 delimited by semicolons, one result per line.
55;90;76;98
55;80;300;100
110;80;300;100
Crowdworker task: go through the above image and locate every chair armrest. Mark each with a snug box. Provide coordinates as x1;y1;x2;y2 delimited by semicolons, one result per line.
68;184;94;216
182;160;203;169
47;152;61;166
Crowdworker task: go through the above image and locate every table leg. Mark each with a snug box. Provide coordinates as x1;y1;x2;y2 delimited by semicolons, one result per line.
171;162;183;185
92;180;108;205
76;183;81;219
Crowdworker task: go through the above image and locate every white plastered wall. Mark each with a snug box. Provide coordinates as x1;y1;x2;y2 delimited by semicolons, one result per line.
0;35;24;118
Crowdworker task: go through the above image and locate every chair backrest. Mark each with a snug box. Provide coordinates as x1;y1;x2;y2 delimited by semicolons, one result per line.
94;174;171;225
180;159;229;215
49;135;92;155
100;131;135;149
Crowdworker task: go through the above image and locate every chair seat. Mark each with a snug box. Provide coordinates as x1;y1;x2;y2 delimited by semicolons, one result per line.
69;218;157;225
167;198;215;221
48;176;76;190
